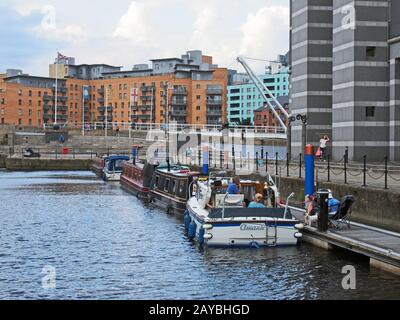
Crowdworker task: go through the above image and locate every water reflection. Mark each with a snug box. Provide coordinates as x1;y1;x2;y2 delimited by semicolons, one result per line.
0;171;399;300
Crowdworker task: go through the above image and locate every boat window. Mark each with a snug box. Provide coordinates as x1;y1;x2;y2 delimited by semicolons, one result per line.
165;179;170;192
155;176;159;188
172;180;177;195
114;159;125;171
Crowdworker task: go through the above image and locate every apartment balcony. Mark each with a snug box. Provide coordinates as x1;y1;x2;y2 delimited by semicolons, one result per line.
44;105;67;112
43;114;68;121
52;87;67;94
43;95;68;102
131;114;150;120
141;85;155;93
207;118;221;125
206;99;223;106
206;108;222;116
131;105;139;111
207;88;223;95
171;109;188;117
140;106;152;112
171;99;187;106
98;115;113;122
172;88;187;95
97;88;105;95
98;106;113;113
98;97;104;104
140;96;153;102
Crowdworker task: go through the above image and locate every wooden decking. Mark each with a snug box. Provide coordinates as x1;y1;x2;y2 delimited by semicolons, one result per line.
291;209;400;272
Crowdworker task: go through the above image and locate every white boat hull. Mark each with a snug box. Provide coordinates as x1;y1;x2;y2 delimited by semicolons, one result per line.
103;171;122;182
186;199;301;248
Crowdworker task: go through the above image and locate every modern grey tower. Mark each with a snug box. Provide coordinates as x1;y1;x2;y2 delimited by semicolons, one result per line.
290;0;400;162
289;0;333;156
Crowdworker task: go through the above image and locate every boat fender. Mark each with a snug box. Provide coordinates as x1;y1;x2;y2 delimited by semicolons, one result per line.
295;232;303;239
188;221;197;240
198;227;205;245
295;223;305;230
203;224;213;230
204;233;213;240
184;214;192;231
250;241;260;249
136;191;140;199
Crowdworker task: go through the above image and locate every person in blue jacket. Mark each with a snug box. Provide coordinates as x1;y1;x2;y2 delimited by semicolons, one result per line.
226;176;241;194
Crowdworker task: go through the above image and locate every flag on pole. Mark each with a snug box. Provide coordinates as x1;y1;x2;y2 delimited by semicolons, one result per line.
130;87;138;105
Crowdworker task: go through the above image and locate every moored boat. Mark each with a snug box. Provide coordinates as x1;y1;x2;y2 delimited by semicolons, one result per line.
184;173;302;248
120;160;158;200
103;155;130;182
91;154;108;178
149;165;200;215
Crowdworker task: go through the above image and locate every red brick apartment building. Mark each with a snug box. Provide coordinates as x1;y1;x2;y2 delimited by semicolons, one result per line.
0;50;228;128
253;96;289;127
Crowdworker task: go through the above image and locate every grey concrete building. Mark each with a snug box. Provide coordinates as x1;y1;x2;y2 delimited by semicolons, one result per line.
290;0;333;157
290;0;400;161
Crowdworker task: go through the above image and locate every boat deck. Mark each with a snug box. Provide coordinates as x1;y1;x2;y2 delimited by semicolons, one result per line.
291;208;400;272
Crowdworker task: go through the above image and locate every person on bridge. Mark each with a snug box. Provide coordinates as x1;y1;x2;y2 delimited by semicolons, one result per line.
319;135;330;160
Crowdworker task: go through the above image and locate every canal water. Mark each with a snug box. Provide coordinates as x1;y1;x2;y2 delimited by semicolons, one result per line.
0;171;399;300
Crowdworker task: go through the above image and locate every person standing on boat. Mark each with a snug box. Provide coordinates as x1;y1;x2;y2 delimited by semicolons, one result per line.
248;194;266;208
226;176;241;194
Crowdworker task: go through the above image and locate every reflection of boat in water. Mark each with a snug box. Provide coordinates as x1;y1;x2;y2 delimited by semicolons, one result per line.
120;160;158;200
103;156;130;181
91;155;108;178
149;165;200;215
184;172;302;248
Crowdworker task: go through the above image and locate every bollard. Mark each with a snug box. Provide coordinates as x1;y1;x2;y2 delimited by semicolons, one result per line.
275;152;279;176
256;152;259;173
362;155;367;187
317;189;329;232
286;153;290;177
261;147;264;160
327;154;331;182
304;145;315;196
266;152;269;173
385;156;388;190
202;144;209;175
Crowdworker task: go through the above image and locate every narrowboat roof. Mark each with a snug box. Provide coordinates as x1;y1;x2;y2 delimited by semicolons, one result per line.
107;156;130;162
155;166;200;177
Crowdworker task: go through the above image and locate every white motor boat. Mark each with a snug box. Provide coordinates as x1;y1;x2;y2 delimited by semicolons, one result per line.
102;156;130;182
184;173;302;248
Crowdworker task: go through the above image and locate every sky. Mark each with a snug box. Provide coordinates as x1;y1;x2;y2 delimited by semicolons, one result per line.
0;0;290;76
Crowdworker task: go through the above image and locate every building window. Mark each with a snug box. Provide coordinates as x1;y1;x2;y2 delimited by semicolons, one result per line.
18;100;22;106
18;89;22;96
196;95;201;100
366;106;375;118
366;47;376;59
196;84;201;89
29;90;32;97
196;106;201;111
0;109;4;115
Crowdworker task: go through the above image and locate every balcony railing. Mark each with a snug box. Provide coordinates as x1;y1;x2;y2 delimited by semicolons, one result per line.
171;110;188;117
172;88;187;95
206;99;222;106
98;115;113;122
207;109;222;116
52;87;67;93
98;106;113;113
207;88;223;95
171;100;187;106
97;88;105;94
98;97;104;103
141;85;155;92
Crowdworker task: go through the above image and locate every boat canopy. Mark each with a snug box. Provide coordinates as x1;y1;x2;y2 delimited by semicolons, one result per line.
106;156;130;172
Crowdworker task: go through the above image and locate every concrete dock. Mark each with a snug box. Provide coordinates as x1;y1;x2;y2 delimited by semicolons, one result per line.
291;208;400;275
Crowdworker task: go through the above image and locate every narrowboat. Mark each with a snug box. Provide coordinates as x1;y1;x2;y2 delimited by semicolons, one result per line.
149;165;200;215
103;155;130;182
120;160;158;200
91;155;108;178
184;173;302;248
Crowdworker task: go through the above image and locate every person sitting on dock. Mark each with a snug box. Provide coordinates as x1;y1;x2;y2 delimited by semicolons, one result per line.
226;176;241;195
305;195;319;226
248;194;266;208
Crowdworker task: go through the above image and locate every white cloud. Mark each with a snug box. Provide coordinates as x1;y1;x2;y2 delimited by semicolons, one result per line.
239;5;289;59
112;1;155;46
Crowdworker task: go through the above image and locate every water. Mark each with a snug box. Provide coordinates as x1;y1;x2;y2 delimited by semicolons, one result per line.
0;171;399;300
